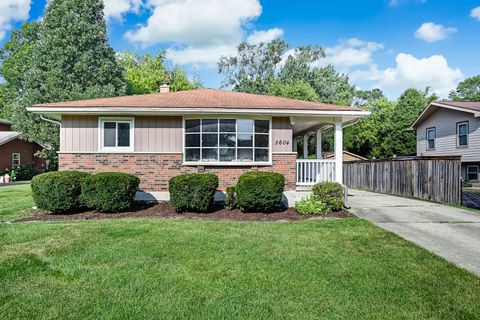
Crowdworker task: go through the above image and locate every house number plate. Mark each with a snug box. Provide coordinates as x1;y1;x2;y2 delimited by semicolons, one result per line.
275;140;290;145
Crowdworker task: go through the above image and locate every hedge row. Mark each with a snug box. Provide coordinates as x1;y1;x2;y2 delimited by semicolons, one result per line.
31;171;140;213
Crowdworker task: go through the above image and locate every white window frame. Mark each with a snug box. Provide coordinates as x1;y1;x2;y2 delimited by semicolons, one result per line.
182;116;272;166
467;165;479;182
426;127;435;150
12;153;20;167
98;117;135;152
457;121;469;148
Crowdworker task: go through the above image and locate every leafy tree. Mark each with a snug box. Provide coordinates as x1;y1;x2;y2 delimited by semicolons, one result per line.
387;88;438;156
218;40;355;106
0;0;127;161
307;66;355;106
117;52;200;95
449;75;480;101
267;79;319;101
218;40;289;94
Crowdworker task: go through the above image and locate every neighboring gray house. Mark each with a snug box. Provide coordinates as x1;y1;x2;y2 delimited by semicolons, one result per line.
411;101;480;183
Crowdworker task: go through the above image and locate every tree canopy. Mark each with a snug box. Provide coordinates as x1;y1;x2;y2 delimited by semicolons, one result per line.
218;40;355;106
0;0;127;162
117;52;201;95
449;75;480;101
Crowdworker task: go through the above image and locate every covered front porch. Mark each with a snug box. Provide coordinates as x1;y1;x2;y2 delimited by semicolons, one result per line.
290;116;355;188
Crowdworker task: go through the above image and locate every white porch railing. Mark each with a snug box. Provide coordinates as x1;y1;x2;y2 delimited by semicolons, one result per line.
296;159;336;186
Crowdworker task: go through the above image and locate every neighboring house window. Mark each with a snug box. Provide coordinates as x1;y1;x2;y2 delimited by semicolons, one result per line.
99;118;134;151
467;165;479;182
12;153;20;167
426;127;435;150
184;118;270;164
457;121;468;147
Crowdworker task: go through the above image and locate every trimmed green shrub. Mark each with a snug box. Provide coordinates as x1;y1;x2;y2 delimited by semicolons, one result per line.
169;173;219;213
236;172;285;212
295;196;330;215
312;182;344;211
225;186;237;210
81;173;140;213
31;171;90;213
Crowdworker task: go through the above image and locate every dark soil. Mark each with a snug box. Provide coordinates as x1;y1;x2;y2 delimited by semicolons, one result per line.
15;202;353;223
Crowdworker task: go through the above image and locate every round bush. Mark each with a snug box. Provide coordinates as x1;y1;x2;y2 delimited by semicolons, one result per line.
31;171;91;213
312;182;344;211
169;173;219;213
81;172;140;213
236;172;285;213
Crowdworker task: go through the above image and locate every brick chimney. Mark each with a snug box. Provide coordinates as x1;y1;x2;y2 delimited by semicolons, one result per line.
159;83;170;93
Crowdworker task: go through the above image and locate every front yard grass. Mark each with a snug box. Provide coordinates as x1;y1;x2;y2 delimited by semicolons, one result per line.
1;185;479;319
0;184;34;222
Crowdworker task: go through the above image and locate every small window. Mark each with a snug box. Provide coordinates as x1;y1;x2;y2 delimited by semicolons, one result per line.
100;118;134;151
426;128;435;150
12;153;20;167
457;122;468;147
467;166;479;182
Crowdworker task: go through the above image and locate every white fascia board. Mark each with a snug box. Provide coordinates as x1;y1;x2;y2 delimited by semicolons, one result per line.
27;107;371;118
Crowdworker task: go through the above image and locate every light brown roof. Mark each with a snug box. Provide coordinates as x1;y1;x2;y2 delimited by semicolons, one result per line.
32;88;361;112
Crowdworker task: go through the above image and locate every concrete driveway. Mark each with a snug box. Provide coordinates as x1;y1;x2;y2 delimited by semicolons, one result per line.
348;189;480;277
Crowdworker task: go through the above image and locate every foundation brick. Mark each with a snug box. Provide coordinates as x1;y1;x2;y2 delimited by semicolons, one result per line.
59;153;297;192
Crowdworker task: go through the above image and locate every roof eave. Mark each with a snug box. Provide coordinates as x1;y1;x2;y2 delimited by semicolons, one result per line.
27;107;371;119
410;102;480;130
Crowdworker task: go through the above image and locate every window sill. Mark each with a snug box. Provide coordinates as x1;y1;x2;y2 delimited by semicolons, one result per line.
183;162;273;167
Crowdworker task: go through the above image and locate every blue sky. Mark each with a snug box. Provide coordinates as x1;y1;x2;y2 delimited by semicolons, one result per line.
1;0;480;100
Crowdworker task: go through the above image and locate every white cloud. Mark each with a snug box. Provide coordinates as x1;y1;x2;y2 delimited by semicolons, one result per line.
414;22;456;43
103;0;142;21
390;0;427;6
351;53;463;97
315;38;383;68
125;0;263;66
0;0;31;40
471;6;480;21
246;28;284;45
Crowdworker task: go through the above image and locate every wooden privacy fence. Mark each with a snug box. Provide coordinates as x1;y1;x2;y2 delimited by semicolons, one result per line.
343;156;462;205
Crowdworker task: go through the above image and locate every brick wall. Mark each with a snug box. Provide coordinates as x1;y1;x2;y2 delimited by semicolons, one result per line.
59;153;297;191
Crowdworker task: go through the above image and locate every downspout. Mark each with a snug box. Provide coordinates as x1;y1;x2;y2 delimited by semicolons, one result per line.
40;115;61;126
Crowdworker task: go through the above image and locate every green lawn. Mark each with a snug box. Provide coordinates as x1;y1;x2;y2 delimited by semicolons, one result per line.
1;185;479;319
0;184;35;222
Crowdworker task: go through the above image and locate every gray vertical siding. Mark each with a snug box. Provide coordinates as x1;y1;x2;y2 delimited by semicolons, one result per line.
61;115;182;153
61;115;293;154
272;117;293;153
134;116;182;152
417;108;480;162
61;115;98;152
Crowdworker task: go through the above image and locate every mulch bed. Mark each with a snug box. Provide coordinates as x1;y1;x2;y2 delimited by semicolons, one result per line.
15;202;353;223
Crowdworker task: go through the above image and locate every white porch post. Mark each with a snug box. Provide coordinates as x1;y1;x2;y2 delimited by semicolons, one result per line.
334;121;343;184
303;134;309;159
316;129;322;159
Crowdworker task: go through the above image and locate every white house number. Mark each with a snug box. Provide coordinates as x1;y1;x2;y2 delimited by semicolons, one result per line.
275;140;290;145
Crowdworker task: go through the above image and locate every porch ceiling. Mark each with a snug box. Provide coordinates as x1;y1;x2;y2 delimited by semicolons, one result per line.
291;115;363;137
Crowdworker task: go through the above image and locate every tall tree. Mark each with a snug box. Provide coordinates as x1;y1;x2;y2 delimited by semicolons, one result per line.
218;40;289;94
267;79;319;102
0;0;127;162
117;51;200;95
387;88;438;156
218;40;356;106
449;75;480;101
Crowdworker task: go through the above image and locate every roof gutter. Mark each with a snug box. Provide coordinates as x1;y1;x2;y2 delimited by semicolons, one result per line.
28;107;371;118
